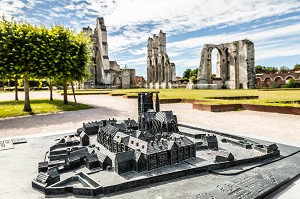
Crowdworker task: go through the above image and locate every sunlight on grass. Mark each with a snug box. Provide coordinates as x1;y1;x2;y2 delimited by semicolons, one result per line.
0;99;93;118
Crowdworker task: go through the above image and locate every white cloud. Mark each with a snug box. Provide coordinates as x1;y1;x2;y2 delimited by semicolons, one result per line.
100;0;300;33
0;0;25;18
166;22;300;64
1;0;300;76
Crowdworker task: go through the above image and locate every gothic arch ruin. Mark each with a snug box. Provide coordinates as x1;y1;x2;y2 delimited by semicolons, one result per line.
112;76;122;88
147;30;176;89
197;40;256;89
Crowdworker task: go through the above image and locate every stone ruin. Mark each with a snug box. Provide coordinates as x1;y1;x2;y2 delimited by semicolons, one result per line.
82;17;136;89
192;39;256;89
147;30;176;89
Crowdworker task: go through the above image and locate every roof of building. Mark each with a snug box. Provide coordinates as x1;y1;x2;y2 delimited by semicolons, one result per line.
69;148;89;161
114;132;130;145
134;130;154;140
80;132;88;138
36;172;49;184
112;122;127;132
127;136;149;154
155;111;175;124
123;119;138;128
86;154;98;162
47;168;59;179
170;133;194;147
101;124;119;137
83;121;103;128
97;152;110;163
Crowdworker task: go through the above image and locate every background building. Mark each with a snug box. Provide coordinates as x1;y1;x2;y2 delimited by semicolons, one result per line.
256;71;300;88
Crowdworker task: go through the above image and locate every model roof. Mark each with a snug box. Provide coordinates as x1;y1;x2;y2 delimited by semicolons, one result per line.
101;124;119;137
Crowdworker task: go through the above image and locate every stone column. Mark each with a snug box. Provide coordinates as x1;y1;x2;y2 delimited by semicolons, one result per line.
198;46;209;84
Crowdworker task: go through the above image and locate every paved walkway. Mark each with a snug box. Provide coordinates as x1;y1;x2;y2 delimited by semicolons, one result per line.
0;91;299;147
0;91;299;198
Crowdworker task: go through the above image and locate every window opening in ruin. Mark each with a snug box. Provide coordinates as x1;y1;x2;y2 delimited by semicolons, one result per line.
211;48;221;80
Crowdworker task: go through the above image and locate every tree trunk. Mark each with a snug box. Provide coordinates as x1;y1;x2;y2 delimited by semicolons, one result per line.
14;77;18;101
63;79;68;105
49;79;53;101
23;74;32;112
8;80;10;92
71;81;77;103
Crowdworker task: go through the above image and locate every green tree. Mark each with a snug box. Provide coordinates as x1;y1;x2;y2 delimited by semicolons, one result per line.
279;66;289;73
190;76;197;84
0;17;20;100
183;68;192;79
293;63;300;71
12;21;50;111
190;68;198;78
255;65;266;73
265;66;278;74
0;17;91;111
49;25;90;104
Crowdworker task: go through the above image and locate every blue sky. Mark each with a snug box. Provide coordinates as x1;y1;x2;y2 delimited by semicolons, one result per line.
1;0;300;78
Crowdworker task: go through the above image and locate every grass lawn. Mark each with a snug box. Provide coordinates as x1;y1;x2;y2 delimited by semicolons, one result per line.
0;99;93;118
110;88;300;107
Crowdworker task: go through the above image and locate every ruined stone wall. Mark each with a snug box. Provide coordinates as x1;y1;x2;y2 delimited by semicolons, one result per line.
197;40;255;89
121;69;130;89
147;30;175;89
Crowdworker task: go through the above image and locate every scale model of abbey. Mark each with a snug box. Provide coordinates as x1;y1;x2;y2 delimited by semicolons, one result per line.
97;92;196;173
32;93;280;197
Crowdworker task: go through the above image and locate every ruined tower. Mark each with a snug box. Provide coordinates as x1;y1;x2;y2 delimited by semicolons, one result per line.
94;17;109;85
82;17;136;89
197;39;255;89
147;30;176;89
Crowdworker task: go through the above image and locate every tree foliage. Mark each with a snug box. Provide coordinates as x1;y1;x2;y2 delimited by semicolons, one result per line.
286;78;300;88
279;66;289;72
294;63;300;71
183;68;198;80
190;68;198;78
255;65;278;74
0;17;91;111
183;68;192;79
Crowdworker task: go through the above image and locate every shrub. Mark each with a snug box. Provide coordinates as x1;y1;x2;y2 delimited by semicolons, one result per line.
189;76;198;84
286;78;300;88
